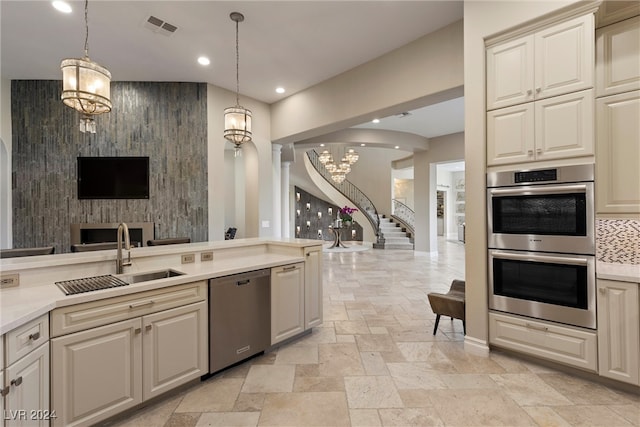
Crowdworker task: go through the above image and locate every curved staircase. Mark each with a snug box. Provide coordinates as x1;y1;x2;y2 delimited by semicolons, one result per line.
378;215;414;249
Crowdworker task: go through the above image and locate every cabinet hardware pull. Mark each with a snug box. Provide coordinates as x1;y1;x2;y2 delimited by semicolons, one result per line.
536;148;542;154
599;288;607;295
29;331;41;341
283;265;297;271
0;386;9;396
527;89;533;95
130;300;154;309
536;87;541;93
11;377;23;387
145;325;153;331
525;323;548;332
135;328;142;334
527;150;533;156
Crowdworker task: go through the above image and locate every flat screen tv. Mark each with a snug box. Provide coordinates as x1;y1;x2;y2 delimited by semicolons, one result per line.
77;156;150;199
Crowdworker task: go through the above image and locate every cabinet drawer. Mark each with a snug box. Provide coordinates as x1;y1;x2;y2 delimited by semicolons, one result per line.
51;281;207;337
6;313;49;365
489;312;597;372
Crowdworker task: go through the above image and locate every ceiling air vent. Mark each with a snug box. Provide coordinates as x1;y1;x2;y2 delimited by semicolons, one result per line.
144;15;178;36
395;112;412;118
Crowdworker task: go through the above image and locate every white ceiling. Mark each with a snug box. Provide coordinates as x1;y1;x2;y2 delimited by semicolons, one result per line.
1;0;464;138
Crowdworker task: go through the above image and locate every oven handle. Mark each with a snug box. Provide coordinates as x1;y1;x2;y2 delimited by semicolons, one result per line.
491;251;589;266
489;184;588;196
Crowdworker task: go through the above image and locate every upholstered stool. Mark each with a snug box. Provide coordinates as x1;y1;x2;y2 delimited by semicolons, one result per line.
427;279;465;335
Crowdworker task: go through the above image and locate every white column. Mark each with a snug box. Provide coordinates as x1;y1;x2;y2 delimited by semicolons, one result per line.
281;162;291;238
272;144;282;238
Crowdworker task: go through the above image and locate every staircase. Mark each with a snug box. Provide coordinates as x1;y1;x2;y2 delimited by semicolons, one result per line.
378;215;414;249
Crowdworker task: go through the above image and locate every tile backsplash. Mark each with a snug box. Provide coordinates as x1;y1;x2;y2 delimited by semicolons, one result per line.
596;219;640;264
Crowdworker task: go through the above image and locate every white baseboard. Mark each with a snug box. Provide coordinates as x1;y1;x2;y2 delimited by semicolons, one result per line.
464;336;490;356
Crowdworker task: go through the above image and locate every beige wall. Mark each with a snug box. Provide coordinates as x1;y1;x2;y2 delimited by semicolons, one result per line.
463;0;582;352
271;20;464;144
207;84;271;240
1;77;12;248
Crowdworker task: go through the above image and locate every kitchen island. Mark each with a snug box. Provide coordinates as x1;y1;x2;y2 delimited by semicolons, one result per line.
0;237;323;426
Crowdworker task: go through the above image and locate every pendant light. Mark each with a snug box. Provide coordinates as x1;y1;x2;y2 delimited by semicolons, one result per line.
345;148;359;164
224;12;252;153
60;0;111;134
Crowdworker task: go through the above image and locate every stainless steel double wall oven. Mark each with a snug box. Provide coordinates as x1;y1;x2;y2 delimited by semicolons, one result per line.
487;164;596;329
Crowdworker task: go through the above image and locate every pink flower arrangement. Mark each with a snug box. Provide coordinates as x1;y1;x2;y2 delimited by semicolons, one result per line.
339;206;358;222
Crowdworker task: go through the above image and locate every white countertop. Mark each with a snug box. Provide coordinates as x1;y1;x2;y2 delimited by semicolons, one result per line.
0;238;322;335
597;262;640;283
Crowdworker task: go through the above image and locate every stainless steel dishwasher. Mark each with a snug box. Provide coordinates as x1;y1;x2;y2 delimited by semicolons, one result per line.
209;268;271;373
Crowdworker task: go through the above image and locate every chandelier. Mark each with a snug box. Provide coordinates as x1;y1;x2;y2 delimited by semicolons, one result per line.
318;147;359;183
60;0;111;134
224;12;252;156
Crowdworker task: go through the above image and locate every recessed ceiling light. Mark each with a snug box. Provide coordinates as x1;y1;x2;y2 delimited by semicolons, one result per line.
275;87;285;94
394;146;400;149
52;1;72;13
197;56;210;66
360;143;366;147
372;119;380;124
320;143;325;147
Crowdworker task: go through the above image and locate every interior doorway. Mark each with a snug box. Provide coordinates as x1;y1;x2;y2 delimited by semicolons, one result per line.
436;161;465;241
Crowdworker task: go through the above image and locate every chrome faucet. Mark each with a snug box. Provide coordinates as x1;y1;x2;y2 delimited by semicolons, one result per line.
116;222;132;274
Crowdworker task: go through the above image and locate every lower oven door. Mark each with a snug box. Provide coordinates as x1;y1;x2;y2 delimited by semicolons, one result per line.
489;249;596;329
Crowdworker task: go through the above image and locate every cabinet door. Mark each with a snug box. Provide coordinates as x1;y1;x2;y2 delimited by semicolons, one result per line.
486;35;535;110
596;90;640;214
535;14;594;100
51;318;142;427
535;89;594;161
271;263;305;344
5;343;50;427
597;280;640;385
142;301;207;401
487;102;535;166
596;16;640;97
304;247;323;329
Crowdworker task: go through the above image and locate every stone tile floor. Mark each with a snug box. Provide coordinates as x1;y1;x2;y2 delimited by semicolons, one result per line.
106;239;639;427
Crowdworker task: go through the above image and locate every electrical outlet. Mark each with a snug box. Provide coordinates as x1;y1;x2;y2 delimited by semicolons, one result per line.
201;252;213;262
181;253;195;264
0;272;20;288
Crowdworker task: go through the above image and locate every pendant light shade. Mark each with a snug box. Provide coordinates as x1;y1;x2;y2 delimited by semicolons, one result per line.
60;0;111;133
224;106;252;144
224;12;252;147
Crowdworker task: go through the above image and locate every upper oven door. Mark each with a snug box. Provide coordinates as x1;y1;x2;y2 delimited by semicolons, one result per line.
487;181;594;254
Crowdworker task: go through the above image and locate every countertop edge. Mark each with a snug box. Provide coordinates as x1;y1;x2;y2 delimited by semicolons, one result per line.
596;262;640;283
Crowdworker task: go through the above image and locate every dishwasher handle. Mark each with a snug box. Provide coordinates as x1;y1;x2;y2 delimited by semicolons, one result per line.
237;279;251;286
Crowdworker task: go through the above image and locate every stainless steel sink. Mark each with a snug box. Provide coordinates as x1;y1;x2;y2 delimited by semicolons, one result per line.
120;269;185;284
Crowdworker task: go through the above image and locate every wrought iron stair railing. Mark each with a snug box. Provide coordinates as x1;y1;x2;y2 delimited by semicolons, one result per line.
306;150;382;244
392;198;415;235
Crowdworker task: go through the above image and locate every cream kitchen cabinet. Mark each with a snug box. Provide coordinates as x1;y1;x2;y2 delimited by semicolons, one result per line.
304;246;323;329
5;343;50;427
596;16;640;98
487;89;594;166
489;311;598;372
271;263;305;344
2;314;50;427
51;282;208;427
595;90;640;214
597;279;640;386
487;14;594;110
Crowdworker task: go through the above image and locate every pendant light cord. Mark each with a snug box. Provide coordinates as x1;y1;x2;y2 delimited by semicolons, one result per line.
83;0;89;58
235;17;240;106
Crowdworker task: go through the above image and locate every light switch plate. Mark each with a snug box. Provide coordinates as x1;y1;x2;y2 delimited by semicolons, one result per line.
181;253;195;264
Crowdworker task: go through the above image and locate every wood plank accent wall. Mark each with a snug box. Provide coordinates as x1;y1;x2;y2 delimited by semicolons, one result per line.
11;80;208;253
